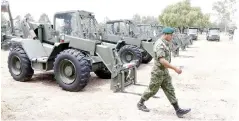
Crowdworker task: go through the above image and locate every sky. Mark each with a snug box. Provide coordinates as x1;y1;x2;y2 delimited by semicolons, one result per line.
4;0;239;25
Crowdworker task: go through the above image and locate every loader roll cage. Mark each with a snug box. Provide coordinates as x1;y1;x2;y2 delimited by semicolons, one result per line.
53;10;100;40
137;24;154;37
105;19;140;38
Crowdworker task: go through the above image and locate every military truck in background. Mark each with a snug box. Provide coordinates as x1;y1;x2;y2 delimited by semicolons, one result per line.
206;28;220;41
187;27;198;40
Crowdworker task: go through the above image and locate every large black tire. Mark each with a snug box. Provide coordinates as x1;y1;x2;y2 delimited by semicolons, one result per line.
141;50;152;64
8;47;34;81
53;49;91;92
94;64;111;79
118;45;142;67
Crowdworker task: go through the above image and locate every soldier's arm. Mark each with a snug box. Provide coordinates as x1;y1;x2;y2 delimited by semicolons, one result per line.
155;44;177;71
159;58;177;70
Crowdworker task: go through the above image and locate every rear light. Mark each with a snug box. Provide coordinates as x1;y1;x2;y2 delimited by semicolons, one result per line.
60;40;64;43
123;63;136;69
127;64;133;68
59;34;65;43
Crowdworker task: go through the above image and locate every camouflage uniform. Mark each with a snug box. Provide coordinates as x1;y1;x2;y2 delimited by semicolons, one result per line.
141;38;177;104
138;27;191;118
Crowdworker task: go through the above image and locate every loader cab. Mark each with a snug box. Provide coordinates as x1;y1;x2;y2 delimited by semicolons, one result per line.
53;10;100;40
137;24;153;38
150;25;164;39
105;21;128;36
53;12;75;36
101;20;142;44
151;25;163;36
105;20;140;38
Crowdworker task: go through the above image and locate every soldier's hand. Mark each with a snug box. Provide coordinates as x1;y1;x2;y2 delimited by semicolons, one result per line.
174;68;182;74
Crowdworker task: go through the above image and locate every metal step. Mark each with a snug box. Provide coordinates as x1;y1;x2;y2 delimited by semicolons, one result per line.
31;57;48;63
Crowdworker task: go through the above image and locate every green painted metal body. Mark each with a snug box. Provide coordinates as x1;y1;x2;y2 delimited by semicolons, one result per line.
101;19;154;57
9;10;137;92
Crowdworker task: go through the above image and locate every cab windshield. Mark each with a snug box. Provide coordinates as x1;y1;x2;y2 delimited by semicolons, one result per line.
138;25;151;33
188;29;198;34
209;30;219;35
55;12;99;39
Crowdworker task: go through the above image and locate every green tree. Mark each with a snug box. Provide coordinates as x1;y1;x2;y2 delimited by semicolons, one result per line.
212;0;237;31
159;0;211;33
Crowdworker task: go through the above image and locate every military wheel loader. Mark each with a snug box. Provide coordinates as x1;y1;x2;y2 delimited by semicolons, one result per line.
100;19;154;65
7;10;138;92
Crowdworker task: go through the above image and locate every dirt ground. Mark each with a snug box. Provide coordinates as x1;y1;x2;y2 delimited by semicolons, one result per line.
1;34;239;121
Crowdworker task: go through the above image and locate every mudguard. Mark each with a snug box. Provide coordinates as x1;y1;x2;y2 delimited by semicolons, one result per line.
141;41;154;57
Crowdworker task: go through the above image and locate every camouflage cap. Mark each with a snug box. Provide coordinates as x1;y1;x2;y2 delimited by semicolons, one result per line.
162;27;174;34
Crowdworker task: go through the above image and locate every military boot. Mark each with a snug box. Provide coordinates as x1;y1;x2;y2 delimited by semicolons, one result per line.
172;102;191;118
137;98;150;112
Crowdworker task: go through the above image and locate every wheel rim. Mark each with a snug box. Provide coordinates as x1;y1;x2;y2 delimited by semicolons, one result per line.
121;51;134;63
59;59;76;84
11;55;21;76
102;66;110;73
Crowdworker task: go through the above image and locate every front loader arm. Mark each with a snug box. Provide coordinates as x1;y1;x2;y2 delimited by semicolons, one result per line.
95;41;137;92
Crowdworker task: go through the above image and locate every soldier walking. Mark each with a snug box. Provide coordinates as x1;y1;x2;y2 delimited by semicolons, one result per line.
229;29;234;41
137;27;191;118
